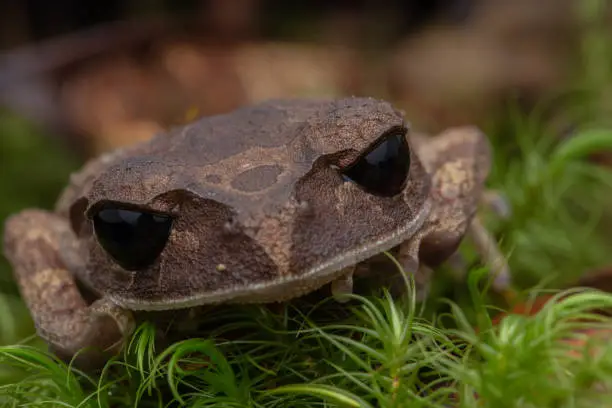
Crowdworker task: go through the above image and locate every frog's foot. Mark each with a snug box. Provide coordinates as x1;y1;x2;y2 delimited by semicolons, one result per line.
331;266;355;303
446;251;468;272
88;298;136;352
442;251;470;284
409;265;433;302
397;239;420;275
467;215;513;295
3;210;135;369
481;190;512;219
396;238;434;300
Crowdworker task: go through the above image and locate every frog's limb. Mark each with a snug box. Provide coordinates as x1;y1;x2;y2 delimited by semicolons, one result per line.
478;190;515;295
406;264;434;302
331;266;355;303
3;210;134;368
467;215;511;292
397;235;434;299
440;190;512;292
397;238;420;274
480;190;512;219
446;251;468;271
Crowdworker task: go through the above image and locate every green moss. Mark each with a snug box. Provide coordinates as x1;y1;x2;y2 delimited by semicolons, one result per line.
2;283;612;407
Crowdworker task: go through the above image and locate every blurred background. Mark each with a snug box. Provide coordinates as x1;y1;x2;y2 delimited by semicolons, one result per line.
2;0;612;353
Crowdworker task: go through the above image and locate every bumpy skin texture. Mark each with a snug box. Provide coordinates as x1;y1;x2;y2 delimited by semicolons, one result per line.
3;97;507;365
411;127;491;265
63;98;431;309
3;211;134;368
354;126;503;296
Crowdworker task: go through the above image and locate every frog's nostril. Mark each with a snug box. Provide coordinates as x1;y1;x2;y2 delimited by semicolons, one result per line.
92;206;173;271
223;217;241;234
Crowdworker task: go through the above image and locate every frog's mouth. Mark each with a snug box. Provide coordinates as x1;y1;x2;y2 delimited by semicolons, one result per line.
109;198;431;311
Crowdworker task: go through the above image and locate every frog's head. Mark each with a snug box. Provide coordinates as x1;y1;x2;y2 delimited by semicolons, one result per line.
69;98;431;310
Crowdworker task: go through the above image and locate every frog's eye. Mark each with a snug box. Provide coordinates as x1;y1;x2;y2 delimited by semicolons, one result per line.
340;130;411;197
92;206;173;270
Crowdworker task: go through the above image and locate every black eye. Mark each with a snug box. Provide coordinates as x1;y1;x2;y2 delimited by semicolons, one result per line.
92;207;173;270
341;130;411;197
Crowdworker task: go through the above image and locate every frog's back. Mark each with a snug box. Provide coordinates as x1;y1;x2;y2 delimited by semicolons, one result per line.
76;97;406;220
55;99;321;216
144;99;328;165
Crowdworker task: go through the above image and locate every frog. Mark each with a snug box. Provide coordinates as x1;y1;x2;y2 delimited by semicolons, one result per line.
2;97;511;368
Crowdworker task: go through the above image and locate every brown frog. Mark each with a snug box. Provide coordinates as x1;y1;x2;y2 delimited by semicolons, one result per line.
3;97;510;367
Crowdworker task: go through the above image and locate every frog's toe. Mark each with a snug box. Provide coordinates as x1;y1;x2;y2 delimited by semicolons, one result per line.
491;261;512;291
331;266;355;303
396;241;420;274
89;298;136;351
481;190;512;219
467;215;513;294
411;265;434;302
46;301;133;367
446;251;468;276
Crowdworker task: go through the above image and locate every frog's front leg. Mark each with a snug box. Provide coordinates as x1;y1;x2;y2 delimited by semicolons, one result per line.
467;215;512;292
331;266;356;303
480;190;511;219
468;189;513;292
3;210;134;368
396;234;434;300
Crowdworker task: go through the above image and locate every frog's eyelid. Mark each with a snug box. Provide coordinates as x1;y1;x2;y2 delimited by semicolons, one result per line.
86;200;173;220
